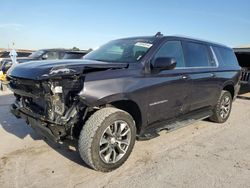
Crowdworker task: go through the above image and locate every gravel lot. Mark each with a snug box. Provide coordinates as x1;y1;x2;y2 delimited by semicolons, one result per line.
1;87;250;188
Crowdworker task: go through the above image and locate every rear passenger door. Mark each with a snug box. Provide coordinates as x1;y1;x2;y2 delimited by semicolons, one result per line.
182;41;220;111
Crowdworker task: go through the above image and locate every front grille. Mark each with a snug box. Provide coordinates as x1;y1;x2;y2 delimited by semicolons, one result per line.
241;69;250;83
8;76;44;96
8;76;48;115
8;76;83;122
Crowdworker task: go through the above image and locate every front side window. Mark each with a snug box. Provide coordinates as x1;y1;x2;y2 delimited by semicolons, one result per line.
63;53;86;59
46;51;59;60
153;41;185;67
59;52;66;59
184;42;211;67
84;39;155;63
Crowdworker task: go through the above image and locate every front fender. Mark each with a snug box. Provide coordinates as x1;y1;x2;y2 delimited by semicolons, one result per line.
77;68;150;131
78;77;133;106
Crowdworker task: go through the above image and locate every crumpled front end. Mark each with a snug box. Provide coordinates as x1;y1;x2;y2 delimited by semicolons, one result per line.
8;75;86;142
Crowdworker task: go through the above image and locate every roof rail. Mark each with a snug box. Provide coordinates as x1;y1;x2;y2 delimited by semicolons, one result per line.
155;32;163;37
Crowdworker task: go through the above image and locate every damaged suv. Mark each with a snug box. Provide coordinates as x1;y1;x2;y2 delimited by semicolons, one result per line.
7;34;241;172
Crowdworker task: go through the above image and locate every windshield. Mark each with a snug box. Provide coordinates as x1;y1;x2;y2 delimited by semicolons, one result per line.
84;39;154;63
29;50;45;58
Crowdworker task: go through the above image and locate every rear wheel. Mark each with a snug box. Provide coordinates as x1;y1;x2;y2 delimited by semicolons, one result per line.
78;107;136;172
209;90;232;123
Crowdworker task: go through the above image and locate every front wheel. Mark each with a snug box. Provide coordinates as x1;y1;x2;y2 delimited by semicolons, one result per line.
78;107;136;172
209;90;232;123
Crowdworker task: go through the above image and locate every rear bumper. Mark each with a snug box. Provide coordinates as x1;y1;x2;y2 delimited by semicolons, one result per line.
10;103;60;142
241;69;250;85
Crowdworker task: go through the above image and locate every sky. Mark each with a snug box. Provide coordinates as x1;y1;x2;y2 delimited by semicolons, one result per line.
1;0;250;50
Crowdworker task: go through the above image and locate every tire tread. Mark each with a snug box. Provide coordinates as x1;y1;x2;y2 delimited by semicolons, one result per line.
209;90;232;123
78;107;127;171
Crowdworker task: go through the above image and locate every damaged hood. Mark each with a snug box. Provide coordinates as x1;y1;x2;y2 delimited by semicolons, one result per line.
7;59;128;80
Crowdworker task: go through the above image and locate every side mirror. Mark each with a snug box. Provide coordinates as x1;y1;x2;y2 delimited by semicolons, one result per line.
42;54;48;60
153;57;177;71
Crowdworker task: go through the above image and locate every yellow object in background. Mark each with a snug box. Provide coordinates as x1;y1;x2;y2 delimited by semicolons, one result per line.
0;71;7;82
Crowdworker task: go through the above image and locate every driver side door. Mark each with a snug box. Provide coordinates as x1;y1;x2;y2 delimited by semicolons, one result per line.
147;40;192;124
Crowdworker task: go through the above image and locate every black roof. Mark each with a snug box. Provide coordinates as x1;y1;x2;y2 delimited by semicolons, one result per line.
167;35;229;48
64;50;88;54
39;48;89;53
40;48;71;52
118;34;229;49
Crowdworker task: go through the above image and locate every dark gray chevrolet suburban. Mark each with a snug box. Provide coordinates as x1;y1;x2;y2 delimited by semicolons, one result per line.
7;33;241;172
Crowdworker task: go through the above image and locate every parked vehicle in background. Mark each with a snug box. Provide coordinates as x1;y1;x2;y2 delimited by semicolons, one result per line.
234;47;250;85
0;48;88;84
0;50;33;85
63;50;89;59
0;51;11;62
0;50;32;66
1;48;75;69
12;48;72;63
7;33;241;172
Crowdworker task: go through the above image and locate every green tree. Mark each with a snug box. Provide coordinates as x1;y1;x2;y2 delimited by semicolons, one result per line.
72;47;80;51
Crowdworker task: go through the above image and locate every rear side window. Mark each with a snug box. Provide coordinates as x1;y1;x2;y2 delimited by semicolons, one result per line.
183;42;211;67
154;41;185;67
212;46;238;67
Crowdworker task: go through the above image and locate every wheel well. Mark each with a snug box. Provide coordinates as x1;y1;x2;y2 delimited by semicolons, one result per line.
223;84;234;98
110;100;142;134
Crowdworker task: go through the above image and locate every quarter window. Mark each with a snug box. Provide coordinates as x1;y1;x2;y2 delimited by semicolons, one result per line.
212;46;238;67
154;41;185;67
184;42;211;67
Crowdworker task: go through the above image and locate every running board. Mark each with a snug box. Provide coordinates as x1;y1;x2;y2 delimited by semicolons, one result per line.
138;109;213;141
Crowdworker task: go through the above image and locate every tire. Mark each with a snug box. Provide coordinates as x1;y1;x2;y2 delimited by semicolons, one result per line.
78;107;136;172
209;90;232;123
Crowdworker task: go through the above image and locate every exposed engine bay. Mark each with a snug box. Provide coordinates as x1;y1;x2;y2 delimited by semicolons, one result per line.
8;75;87;141
7;59;129;141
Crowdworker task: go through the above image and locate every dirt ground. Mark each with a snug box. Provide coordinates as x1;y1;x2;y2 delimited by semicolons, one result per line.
1;86;250;188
